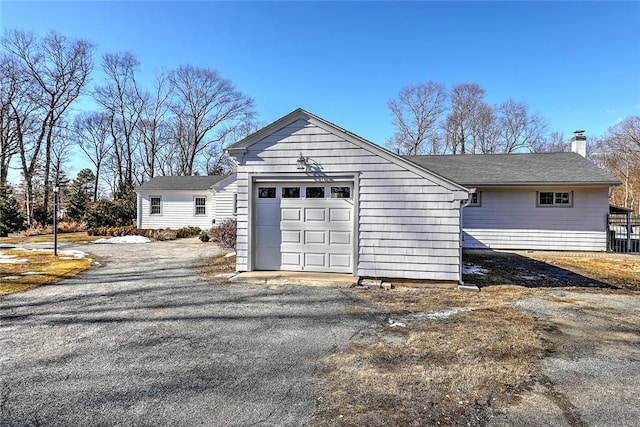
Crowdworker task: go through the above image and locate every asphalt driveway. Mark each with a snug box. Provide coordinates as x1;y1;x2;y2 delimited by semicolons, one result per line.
0;240;371;426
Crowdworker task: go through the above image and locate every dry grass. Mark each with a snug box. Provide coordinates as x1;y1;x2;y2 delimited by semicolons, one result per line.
0;232;101;245
198;253;236;280
525;253;640;290
0;249;93;295
312;286;548;426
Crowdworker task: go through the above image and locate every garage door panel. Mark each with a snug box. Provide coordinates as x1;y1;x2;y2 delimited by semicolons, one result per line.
281;208;301;221
305;253;326;268
304;208;326;222
281;230;300;243
329;253;351;268
281;252;301;268
329;230;351;245
304;230;326;244
329;208;351;222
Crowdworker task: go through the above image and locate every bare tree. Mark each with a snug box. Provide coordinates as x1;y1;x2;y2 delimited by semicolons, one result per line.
595;116;640;210
93;52;144;197
137;70;172;181
496;99;548;153
73;111;113;201
386;82;447;155
445;83;487;154
1;30;93;225
0;55;22;185
204;120;262;175
530;131;568;153
168;64;255;175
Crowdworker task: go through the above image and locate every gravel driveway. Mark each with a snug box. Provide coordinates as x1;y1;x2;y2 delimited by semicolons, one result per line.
0;240;370;426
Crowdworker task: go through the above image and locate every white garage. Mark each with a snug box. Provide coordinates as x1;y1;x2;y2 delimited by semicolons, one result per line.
254;182;354;272
228;109;470;283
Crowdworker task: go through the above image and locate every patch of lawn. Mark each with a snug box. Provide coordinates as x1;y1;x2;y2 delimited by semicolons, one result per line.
0;248;93;296
199;253;236;280
312;286;548;426
526;254;640;291
0;232;101;245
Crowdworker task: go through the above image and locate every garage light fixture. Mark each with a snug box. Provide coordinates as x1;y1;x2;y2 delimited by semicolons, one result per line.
296;153;307;170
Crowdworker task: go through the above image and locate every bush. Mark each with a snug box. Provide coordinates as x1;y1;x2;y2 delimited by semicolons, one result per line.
209;219;237;250
84;197;136;229
57;221;87;233
86;226;180;241
0;185;25;236
199;232;210;242
175;226;202;238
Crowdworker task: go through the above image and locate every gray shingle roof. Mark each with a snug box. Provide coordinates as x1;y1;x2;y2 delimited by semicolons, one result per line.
404;152;620;186
135;175;227;191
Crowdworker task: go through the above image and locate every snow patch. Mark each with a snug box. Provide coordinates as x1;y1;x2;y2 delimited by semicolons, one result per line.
462;264;489;275
224;252;236;258
0;257;29;264
58;250;88;259
94;236;150;244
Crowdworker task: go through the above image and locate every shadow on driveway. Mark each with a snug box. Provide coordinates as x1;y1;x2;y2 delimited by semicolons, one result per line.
463;249;618;289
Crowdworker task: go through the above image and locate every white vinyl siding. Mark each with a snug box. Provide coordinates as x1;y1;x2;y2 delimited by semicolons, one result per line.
463;187;609;251
233;117;465;282
213;179;238;225
138;191;213;230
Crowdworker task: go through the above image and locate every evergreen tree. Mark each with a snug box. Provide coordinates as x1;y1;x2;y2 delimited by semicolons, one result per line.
66;169;95;222
0;185;25;237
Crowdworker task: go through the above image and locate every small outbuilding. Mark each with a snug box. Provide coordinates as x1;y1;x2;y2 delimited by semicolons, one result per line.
227;108;470;283
135;174;237;230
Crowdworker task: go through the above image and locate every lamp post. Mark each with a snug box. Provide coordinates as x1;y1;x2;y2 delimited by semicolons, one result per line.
53;186;59;256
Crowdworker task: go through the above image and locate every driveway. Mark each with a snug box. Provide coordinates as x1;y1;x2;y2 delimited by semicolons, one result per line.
0;240;371;426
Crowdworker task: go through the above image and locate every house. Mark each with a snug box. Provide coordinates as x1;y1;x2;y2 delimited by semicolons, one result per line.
406;135;620;251
136;109;620;282
227;108;470;283
135;174;237;230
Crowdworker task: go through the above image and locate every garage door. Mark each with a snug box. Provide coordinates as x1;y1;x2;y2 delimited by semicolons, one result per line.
254;182;353;273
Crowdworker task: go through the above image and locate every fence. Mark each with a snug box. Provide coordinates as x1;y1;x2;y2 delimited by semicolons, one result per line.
607;214;640;253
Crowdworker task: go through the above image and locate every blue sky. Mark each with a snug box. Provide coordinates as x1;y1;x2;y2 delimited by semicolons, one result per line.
2;1;639;149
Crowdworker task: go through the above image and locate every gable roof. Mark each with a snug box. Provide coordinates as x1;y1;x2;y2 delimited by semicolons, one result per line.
228;108;469;196
135;175;228;192
405;152;621;187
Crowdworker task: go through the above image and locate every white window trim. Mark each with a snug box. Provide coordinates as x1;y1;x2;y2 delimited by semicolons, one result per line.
194;196;207;216
150;196;162;215
536;191;573;207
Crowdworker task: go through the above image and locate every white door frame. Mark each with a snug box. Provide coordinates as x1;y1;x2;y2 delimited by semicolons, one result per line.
248;173;359;275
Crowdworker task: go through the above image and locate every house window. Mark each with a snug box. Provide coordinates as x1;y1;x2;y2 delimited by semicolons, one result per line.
150;196;161;215
306;186;325;198
194;197;206;215
258;187;276;198
330;186;351;199
538;191;573;207
282;187;300;198
468;191;481;207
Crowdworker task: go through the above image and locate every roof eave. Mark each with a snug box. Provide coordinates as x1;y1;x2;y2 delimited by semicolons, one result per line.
465;181;621;187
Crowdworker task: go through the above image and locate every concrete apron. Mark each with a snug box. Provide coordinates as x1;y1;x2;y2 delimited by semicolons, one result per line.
229;271;358;287
229;271;472;291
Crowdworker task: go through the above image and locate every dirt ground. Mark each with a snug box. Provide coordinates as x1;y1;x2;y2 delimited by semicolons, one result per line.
311;250;640;426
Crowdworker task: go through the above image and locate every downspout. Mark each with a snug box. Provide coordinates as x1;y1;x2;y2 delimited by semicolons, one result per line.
458;188;476;288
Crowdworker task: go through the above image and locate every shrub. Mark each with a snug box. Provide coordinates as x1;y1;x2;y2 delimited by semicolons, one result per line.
84;198;136;229
199;232;210;242
210;219;237;250
175;226;202;238
57;221;87;233
0;185;25;236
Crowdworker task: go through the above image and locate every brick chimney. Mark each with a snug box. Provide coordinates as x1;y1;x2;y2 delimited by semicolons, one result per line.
571;130;587;157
